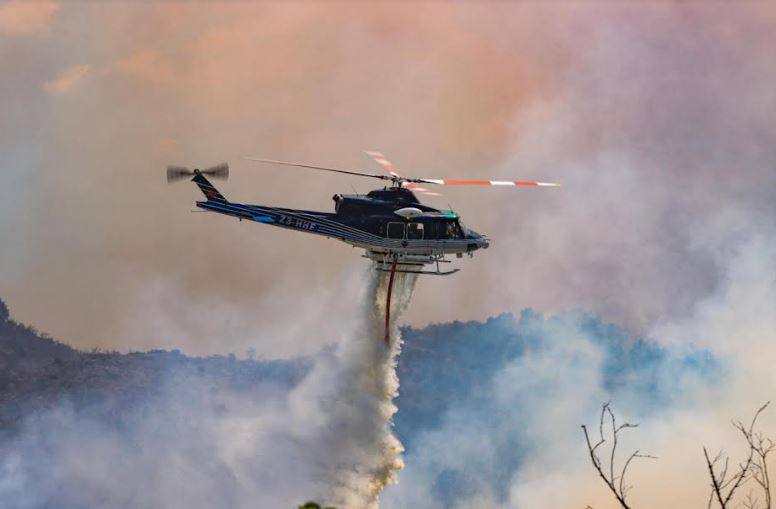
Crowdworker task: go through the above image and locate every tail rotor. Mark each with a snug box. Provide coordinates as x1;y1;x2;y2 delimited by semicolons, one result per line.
166;163;229;184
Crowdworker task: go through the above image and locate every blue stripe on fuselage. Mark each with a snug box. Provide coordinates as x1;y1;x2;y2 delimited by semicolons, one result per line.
194;200;472;251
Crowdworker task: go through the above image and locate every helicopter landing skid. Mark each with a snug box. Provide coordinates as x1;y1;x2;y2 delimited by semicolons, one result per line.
370;251;458;277
375;266;459;276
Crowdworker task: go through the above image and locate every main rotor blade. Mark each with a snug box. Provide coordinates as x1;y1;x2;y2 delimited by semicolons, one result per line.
363;150;558;188
245;157;389;181
403;182;441;196
416;178;560;187
365;150;442;197
364;150;401;178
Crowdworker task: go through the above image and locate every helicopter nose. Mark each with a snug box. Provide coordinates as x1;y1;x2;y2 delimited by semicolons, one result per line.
475;235;490;250
467;230;490;250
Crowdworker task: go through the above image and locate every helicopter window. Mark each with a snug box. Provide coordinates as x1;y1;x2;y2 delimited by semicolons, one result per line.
445;221;463;240
458;220;469;237
407;223;424;240
387;222;405;239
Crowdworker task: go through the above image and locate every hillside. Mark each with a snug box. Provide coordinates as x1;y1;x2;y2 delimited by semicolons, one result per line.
0;298;308;438
0;298;716;508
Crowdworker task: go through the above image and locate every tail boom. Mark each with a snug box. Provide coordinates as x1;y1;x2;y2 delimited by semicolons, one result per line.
192;172;227;202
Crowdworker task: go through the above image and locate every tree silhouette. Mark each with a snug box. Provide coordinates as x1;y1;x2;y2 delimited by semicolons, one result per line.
582;402;656;509
583;402;775;509
0;298;9;323
298;502;337;509
704;402;773;509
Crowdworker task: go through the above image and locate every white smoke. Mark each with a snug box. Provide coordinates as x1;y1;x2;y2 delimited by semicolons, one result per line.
209;265;418;508
0;266;418;509
298;267;417;507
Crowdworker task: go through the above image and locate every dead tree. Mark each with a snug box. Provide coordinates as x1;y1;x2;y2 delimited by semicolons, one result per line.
737;402;775;509
704;402;774;509
582;402;774;509
582;402;656;509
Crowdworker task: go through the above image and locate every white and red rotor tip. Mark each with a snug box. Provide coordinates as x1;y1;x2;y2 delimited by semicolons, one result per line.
365;150;441;196
365;150;559;190
420;178;560;187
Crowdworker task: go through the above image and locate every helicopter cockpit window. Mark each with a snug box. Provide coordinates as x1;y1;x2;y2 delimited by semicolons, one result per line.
458;220;469;237
387;222;405;239
407;223;424;240
445;221;463;239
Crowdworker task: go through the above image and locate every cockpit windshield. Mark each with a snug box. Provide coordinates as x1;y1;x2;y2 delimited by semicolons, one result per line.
457;219;469;237
444;220;464;239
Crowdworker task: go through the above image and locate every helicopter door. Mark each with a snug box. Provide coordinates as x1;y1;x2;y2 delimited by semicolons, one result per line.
407;222;424;240
387;222;405;239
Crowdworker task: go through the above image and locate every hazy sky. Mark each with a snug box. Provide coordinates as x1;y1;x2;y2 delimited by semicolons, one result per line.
1;1;775;358
3;3;776;508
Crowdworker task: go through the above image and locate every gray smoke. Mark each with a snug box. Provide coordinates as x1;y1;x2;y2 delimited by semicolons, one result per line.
0;267;417;509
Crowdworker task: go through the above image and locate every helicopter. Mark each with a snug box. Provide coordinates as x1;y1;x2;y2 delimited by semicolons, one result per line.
167;152;559;342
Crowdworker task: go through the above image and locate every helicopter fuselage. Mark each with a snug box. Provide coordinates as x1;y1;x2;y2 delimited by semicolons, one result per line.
192;173;489;273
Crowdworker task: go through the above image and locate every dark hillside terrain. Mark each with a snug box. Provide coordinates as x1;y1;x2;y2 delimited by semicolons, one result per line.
0;297;716;508
0;298;308;437
0;298;716;440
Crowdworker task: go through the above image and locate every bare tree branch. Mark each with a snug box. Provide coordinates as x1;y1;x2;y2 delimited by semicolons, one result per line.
583;402;773;509
734;402;774;509
704;402;771;508
582;403;656;509
705;446;730;508
743;490;760;509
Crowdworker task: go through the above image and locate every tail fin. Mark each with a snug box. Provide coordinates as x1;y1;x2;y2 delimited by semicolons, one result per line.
192;172;227;202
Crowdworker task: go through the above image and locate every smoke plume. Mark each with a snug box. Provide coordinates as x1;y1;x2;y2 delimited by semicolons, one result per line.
3;3;776;508
0;267;417;509
290;268;417;507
